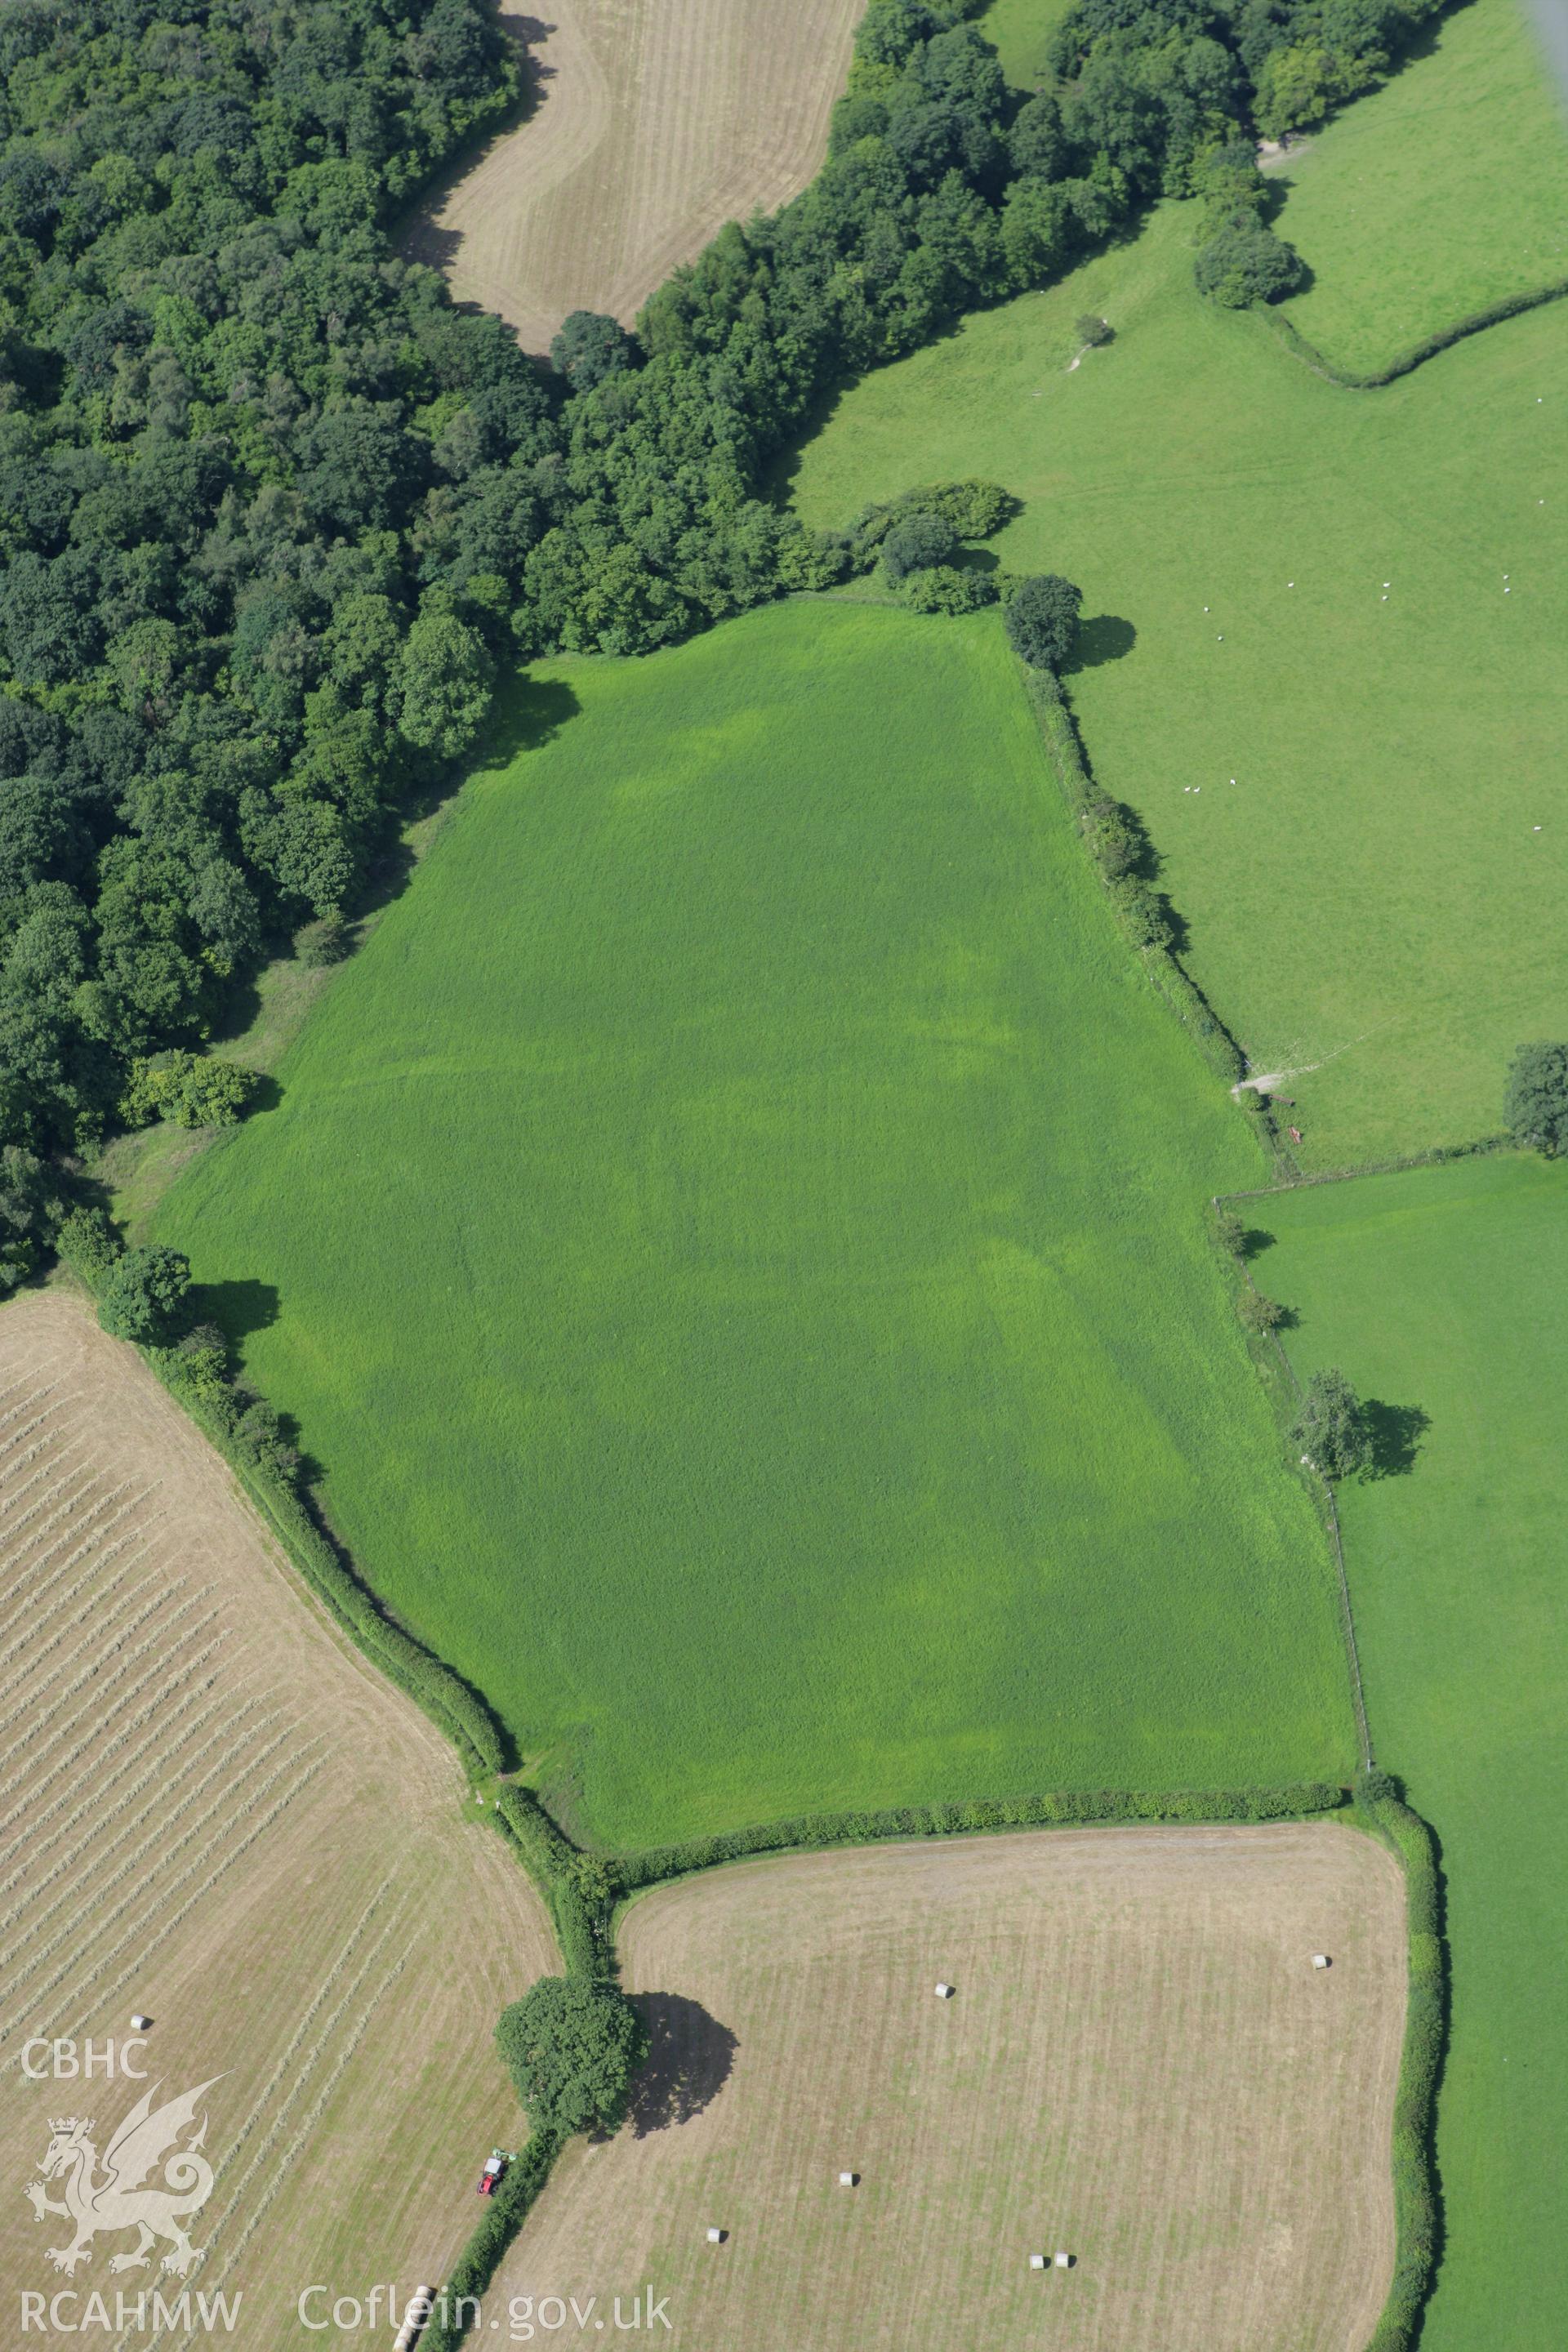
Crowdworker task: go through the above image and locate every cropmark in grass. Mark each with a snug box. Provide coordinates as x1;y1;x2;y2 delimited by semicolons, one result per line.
791;203;1568;1171
1262;1152;1568;2352
150;600;1352;1849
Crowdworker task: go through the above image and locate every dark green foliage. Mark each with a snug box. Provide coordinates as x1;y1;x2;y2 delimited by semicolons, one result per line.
1082;785;1147;880
1215;1208;1246;1254
122;1051;259;1129
496;1978;649;2139
1076;312;1113;345
616;1781;1346;1888
418;2126;561;2352
496;1788;610;1978
904;563;997;612
0;0;1457;1203
1503;1040;1568;1155
1291;1365;1373;1480
0;1145;60;1293
1005;572;1084;669
1238;1286;1285;1334
55;1205;121;1288
550;310;635;390
97;1244;191;1344
1195;221;1306;305
296;911;351;969
881;508;959;581
1356;1773;1444;2352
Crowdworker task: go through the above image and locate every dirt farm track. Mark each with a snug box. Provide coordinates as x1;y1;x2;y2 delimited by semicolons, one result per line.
0;1291;555;2346
404;1;869;353
498;1824;1405;2352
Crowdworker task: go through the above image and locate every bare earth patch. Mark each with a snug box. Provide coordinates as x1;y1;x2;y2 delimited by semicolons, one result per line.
404;1;868;354
495;1824;1403;2351
0;1292;554;2345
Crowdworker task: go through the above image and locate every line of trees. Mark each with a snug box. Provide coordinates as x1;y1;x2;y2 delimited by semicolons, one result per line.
0;0;1452;1239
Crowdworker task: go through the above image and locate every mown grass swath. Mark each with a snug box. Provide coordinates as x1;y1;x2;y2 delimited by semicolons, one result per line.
150;599;1356;1847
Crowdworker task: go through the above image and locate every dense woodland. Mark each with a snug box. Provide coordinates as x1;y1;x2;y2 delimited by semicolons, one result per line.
0;0;1446;1254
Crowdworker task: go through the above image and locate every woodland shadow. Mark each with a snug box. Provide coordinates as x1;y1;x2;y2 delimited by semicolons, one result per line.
626;1993;739;2137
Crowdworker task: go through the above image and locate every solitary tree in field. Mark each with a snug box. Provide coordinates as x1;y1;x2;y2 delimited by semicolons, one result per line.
1503;1040;1568;1156
1193;223;1303;308
1005;572;1082;670
497;1978;648;2140
98;1244;191;1345
1291;1367;1371;1481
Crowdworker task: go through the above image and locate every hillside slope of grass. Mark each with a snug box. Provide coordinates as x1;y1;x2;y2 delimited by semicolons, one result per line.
791;203;1568;1169
1271;0;1568;375
1263;1153;1568;2352
151;602;1352;1847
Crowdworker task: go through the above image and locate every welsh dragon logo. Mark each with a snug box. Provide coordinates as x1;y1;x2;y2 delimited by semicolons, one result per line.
24;2078;221;2278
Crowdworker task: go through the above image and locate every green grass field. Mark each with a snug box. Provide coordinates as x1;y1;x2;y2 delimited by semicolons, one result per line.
1270;0;1568;375
791;203;1568;1169
149;600;1352;1847
1262;1152;1568;2352
978;0;1076;88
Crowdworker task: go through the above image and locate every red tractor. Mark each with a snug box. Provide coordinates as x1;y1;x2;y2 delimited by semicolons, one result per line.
477;2151;507;2197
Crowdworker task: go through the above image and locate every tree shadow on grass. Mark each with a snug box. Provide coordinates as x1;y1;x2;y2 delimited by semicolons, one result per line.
1364;1398;1432;1478
194;1276;281;1345
626;1993;739;2137
1069;614;1137;670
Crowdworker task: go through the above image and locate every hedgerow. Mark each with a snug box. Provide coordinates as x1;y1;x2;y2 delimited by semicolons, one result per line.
56;1206;505;1774
616;1780;1347;1891
1356;1769;1445;2352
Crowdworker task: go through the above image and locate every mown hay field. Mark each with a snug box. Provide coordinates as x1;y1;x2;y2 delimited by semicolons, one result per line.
149;599;1354;1850
403;0;866;354
1263;1153;1568;2352
1269;0;1568;375
493;1824;1405;2351
0;1292;554;2347
791;203;1568;1169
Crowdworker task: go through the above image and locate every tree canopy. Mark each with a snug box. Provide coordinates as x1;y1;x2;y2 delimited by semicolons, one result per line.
1291;1366;1372;1481
496;1977;648;2140
0;0;1450;1191
1504;1041;1568;1156
1005;574;1084;670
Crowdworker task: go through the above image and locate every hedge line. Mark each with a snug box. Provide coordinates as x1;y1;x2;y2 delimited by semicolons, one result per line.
615;1780;1347;1891
1022;668;1249;1093
496;1787;605;1980
56;1214;508;1774
1357;1771;1445;2352
419;2126;564;2352
1264;276;1568;391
